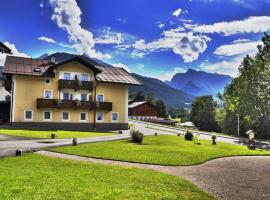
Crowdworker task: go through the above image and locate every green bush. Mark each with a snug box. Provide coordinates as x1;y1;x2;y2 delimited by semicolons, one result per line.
184;131;193;141
130;130;144;144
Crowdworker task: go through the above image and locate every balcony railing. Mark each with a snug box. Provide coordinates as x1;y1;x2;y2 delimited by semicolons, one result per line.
58;79;93;91
36;99;112;111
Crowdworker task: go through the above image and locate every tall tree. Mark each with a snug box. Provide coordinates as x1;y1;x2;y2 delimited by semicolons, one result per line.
146;92;155;104
191;96;220;132
155;99;167;118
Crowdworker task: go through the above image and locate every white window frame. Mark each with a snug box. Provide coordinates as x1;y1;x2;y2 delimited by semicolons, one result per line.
96;112;104;122
96;94;104;102
81;74;88;81
24;110;33;121
111;112;119;122
81;93;87;101
43;111;52;122
62;111;70;122
44;78;51;85
64;72;71;80
79;112;88;122
63;92;70;100
44;90;53;99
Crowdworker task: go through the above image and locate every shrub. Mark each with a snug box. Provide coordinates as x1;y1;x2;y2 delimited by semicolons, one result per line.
184;131;193;141
130;130;144;144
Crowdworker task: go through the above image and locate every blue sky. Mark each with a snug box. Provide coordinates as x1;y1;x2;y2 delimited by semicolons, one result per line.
1;0;270;80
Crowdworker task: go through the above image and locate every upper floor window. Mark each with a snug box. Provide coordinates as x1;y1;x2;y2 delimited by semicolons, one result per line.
97;94;104;102
64;73;71;80
44;91;52;99
81;74;88;81
81;94;87;101
63;93;70;100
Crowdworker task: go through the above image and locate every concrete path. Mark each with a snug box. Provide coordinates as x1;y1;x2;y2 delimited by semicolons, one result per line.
37;150;270;200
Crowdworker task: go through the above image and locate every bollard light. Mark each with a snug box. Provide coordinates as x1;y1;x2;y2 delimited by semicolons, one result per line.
118;130;123;134
72;138;77;146
15;149;22;156
51;133;56;139
155;132;158;136
177;133;181;136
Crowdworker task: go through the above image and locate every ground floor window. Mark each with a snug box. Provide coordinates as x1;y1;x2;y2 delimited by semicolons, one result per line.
96;112;104;122
80;112;87;122
62;111;70;121
24;110;33;121
43;111;52;121
112;112;119;122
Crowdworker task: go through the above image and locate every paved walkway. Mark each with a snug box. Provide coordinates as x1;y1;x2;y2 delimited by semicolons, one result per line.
37;150;270;200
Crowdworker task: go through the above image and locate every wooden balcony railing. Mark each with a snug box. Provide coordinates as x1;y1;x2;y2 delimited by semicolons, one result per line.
36;99;112;111
58;79;93;91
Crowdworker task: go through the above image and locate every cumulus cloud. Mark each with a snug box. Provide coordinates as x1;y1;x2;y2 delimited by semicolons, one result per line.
38;36;56;43
172;8;182;17
48;0;111;59
133;28;211;62
190;16;270;36
112;63;130;72
0;42;29;65
214;40;261;57
95;33;123;45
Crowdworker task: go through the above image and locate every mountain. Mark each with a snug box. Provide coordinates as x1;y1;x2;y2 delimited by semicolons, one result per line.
38;53;49;59
129;74;194;108
168;69;232;96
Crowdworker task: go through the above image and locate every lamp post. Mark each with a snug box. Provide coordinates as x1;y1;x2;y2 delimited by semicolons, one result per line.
237;114;240;137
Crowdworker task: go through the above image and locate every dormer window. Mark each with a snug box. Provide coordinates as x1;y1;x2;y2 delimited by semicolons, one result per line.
81;74;88;81
64;73;71;80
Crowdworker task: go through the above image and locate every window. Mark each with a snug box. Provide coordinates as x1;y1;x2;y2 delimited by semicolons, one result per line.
24;110;33;121
44;78;51;85
64;73;71;80
112;112;119;122
44;91;52;99
81;74;88;81
63;93;70;100
96;112;104;122
62;111;70;121
81;94;87;101
80;112;87;122
97;94;104;102
43;111;52;121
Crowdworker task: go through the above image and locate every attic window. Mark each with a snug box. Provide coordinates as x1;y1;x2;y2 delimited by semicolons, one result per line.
33;67;42;73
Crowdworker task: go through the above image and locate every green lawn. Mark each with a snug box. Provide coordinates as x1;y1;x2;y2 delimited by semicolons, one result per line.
51;135;270;166
0;154;214;200
0;129;115;139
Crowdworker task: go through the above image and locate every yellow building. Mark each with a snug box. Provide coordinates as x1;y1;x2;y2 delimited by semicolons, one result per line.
3;55;142;131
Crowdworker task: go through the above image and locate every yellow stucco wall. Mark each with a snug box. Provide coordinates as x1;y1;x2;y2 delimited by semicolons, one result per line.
13;61;127;124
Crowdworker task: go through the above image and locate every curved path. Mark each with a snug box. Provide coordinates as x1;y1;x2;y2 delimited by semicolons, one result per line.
37;151;270;200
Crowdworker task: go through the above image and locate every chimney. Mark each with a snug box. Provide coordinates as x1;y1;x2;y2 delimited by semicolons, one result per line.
51;56;56;63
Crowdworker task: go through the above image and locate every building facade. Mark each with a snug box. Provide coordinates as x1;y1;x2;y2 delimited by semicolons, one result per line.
3;55;141;131
128;101;158;120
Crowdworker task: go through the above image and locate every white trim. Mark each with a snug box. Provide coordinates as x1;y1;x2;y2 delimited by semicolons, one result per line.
111;112;119;122
62;111;70;122
79;112;88;122
96;93;105;102
96;112;104;122
24;110;33;121
43;111;52;122
44;78;51;85
44;90;53;99
11;75;16;122
125;86;128;123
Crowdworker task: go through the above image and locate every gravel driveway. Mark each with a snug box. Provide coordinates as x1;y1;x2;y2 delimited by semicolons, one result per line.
37;151;270;200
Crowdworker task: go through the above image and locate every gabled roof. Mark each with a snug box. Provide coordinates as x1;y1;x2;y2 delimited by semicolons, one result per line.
0;42;12;54
128;101;158;109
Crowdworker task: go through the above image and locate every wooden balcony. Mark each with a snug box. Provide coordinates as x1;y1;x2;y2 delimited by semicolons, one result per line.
58;79;93;91
36;99;112;111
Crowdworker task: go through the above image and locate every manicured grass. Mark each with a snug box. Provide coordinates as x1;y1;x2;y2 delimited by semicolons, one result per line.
0;154;214;200
0;129;115;139
51;135;270;166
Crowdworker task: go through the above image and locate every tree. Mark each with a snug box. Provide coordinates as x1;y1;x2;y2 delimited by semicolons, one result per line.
155;99;167;118
169;108;190;122
146;92;155;104
191;96;220;132
129;91;145;101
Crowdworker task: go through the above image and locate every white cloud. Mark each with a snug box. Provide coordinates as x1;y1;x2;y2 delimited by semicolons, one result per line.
133;28;211;62
199;56;243;77
155;67;187;81
191;16;270;36
38;36;56;43
48;0;111;59
233;38;251;43
95;33;123;45
40;2;44;8
172;8;182;17
0;42;29;65
214;40;261;57
112;63;130;72
159;23;165;29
